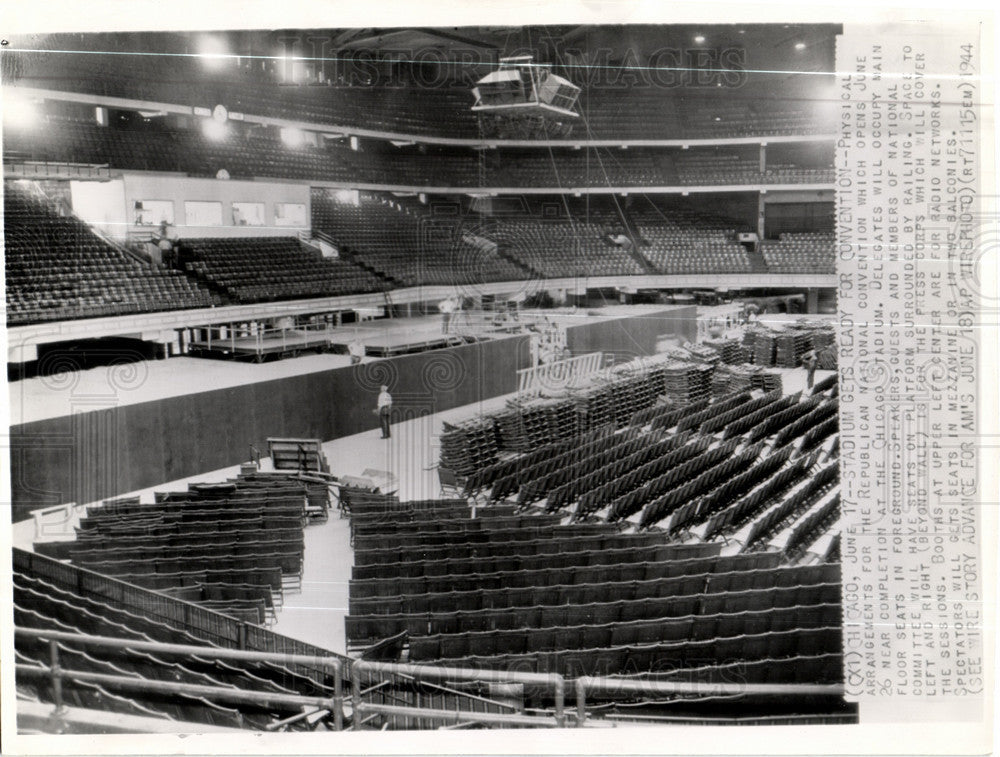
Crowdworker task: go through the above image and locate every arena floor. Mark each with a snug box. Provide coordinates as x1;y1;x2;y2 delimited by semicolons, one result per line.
10;304;836;658
11;305;689;425
12;357;834;658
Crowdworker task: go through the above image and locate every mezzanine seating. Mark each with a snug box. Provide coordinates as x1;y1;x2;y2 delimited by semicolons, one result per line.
311;190;530;286
181;236;387;302
760;232;835;274
4;182;216;325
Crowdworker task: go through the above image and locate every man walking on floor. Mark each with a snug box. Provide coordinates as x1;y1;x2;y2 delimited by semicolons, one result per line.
376;385;393;439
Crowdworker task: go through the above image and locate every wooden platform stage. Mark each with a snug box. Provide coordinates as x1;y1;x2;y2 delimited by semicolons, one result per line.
189;328;339;361
188;312;538;361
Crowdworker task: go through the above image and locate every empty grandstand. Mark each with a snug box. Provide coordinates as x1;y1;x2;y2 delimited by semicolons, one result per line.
5;21;854;739
5;182;217;325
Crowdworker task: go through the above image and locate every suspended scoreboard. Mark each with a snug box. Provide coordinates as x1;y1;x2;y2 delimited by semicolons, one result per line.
471;56;581;119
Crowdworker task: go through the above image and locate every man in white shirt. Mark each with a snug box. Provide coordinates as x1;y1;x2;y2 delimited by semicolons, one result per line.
348;337;365;365
376;385;393;439
438;297;456;334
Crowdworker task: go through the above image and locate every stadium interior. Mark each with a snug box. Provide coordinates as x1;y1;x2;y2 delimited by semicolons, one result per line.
4;23;855;732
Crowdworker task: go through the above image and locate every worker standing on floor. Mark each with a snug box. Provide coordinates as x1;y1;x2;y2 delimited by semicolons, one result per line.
375;385;393;439
802;349;819;390
348;336;365;365
438;296;457;334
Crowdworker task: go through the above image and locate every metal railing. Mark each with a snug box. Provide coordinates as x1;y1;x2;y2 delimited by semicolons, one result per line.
5;161;112;180
15;627;848;731
15;628;344;730
573;676;844;727
13;549;351;681
517;351;603;397
351;661;567;729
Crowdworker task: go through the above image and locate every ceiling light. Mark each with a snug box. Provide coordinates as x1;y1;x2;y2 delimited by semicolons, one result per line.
198;36;230;69
2;91;40;129
694;35;706;44
795;42;806;50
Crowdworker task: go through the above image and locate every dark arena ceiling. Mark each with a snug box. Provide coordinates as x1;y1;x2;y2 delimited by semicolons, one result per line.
5;24;840;97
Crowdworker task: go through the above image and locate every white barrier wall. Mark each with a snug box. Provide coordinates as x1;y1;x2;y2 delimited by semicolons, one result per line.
120;173;311;238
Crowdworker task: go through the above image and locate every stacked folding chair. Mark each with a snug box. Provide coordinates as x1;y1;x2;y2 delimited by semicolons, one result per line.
775;330;812;368
662;362;713;404
645;363;667;396
750;370;784;394
683;342;721;363
571;383;615;432
440;417;500;475
494;407;531;452
752;330;777;366
817;344;838;370
608;375;640;426
710;363;756;396
702;338;746;364
542;397;579;442
808;324;836;353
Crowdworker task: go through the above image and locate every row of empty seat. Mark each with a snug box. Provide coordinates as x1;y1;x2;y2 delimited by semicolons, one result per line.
4;183;216;325
311;190;532;286
32;474;327;619
13;549;342;731
4;116;836;188
342;481;844;685
5;182;833;327
180;236;389;302
630;207;755;275
761;232;836;273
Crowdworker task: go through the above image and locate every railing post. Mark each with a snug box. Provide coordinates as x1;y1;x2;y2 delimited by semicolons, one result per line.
48;640;65;714
351;661;364;730
553;675;566;728
331;659;344;731
575;677;587;727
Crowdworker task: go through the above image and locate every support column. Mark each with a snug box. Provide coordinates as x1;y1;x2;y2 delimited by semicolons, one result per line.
806;287;820;314
757;142;767;240
757;193;766;239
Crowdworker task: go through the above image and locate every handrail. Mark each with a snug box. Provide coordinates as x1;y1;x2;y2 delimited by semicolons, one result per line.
573;676;845;727
351;660;566;729
390;670;520;712
13;548;352;672
16;628;344;729
517;351;603;397
15;629;847;730
17;664;336;722
83;210;157;268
